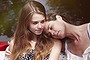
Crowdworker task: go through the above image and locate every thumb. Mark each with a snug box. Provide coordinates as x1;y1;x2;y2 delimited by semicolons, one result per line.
56;15;62;21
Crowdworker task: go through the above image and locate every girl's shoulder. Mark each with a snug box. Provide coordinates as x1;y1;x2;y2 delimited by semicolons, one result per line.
51;38;62;46
53;39;62;49
48;39;62;60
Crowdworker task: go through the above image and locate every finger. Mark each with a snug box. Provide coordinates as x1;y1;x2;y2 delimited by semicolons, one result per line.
5;52;11;55
5;50;11;54
5;50;11;56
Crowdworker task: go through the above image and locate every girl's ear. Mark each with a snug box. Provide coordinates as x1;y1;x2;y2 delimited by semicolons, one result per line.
56;15;63;21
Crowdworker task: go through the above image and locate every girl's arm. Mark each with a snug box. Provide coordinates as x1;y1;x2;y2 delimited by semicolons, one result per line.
49;39;62;60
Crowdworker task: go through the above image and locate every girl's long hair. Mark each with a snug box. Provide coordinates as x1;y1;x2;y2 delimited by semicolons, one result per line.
11;1;54;60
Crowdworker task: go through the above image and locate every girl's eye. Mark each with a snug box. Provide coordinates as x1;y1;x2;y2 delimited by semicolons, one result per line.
50;27;52;30
33;22;38;24
41;20;45;23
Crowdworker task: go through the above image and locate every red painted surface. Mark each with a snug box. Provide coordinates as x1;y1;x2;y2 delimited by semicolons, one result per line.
0;42;9;51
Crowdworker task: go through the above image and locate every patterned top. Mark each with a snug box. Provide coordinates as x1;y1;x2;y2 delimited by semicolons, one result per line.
19;49;50;60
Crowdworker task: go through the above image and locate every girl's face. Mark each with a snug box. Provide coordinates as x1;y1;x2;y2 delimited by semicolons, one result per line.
44;15;66;39
29;13;45;35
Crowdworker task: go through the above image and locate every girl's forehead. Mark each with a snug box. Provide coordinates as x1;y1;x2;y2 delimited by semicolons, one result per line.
31;13;45;21
32;13;44;18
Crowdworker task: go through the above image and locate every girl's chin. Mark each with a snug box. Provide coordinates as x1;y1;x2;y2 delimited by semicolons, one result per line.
35;32;42;35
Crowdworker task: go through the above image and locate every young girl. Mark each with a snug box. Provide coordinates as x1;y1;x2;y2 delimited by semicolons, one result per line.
5;1;62;60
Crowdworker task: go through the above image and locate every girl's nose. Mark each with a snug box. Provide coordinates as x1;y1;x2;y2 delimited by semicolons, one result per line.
38;23;42;28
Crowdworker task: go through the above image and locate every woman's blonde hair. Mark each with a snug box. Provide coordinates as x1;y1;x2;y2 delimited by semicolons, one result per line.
11;1;54;60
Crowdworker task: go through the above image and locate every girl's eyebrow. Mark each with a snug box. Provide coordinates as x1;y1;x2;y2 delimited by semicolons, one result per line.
31;19;45;22
41;19;45;22
31;20;38;22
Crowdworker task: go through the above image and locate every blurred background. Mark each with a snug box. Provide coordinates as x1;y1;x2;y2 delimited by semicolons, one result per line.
0;0;90;41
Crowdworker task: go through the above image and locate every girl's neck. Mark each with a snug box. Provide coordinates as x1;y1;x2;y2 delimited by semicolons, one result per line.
66;23;87;40
32;33;39;41
65;23;80;39
65;23;89;44
30;40;37;49
66;23;90;56
30;34;38;49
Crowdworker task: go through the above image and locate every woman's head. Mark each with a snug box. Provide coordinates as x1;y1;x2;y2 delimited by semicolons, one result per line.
15;1;46;40
44;14;66;39
19;1;46;34
12;1;47;60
